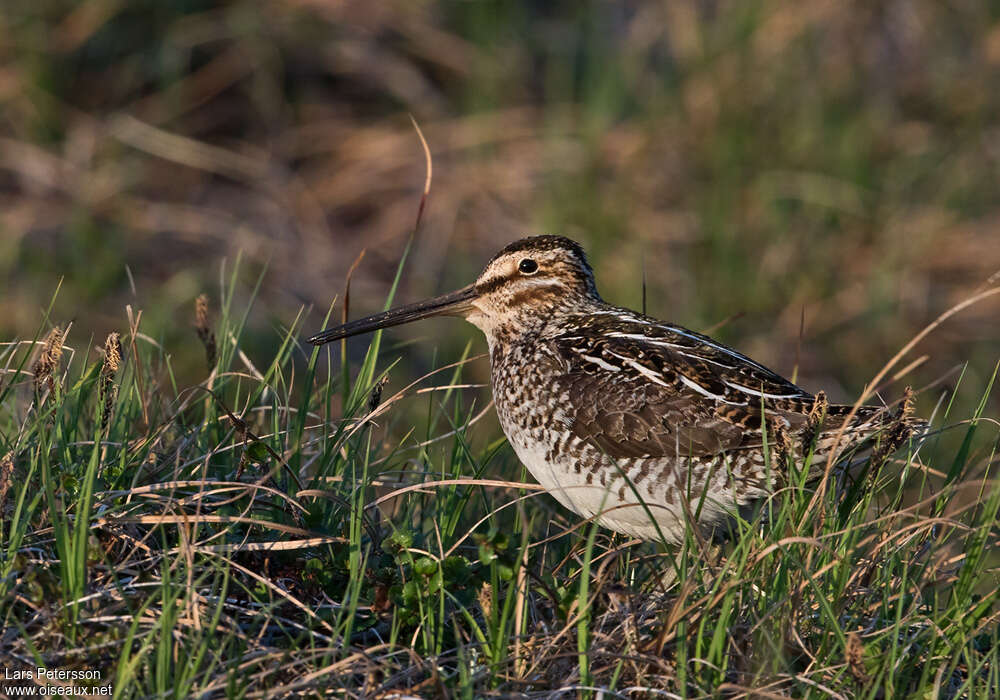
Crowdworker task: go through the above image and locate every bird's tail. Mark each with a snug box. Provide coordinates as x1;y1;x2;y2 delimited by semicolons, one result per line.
806;388;927;472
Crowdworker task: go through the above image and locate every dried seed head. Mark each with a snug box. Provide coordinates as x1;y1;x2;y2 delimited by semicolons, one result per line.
899;385;915;421
368;375;390;413
33;326;66;395
195;294;209;330
873;384;927;460
808;391;829;424
194;294;217;369
103;332;122;374
478;582;493;620
0;452;13;511
845;631;869;684
100;332;122;427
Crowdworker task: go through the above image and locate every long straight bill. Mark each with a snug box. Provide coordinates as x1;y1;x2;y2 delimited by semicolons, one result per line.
308;284;477;345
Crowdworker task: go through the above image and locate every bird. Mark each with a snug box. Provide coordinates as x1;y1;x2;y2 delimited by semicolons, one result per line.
308;236;923;542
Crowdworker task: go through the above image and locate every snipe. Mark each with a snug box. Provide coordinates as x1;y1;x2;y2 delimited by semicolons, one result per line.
309;236;922;541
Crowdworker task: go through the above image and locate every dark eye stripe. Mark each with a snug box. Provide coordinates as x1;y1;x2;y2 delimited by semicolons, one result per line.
476;274;515;295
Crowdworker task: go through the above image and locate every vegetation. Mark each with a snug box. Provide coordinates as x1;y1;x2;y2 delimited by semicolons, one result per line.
2;1;999;696
1;270;998;697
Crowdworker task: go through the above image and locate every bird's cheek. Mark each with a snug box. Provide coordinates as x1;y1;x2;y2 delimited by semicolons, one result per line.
463;303;489;332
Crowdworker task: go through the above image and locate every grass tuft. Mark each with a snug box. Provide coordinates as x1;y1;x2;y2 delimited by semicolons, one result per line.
0;273;997;696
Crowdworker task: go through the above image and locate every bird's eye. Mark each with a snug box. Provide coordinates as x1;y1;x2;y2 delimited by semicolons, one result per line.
518;258;539;274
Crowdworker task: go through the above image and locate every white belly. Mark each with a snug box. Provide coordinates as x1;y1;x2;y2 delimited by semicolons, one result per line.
504;430;707;542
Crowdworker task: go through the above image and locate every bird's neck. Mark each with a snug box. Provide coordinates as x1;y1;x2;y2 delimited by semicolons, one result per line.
475;295;607;357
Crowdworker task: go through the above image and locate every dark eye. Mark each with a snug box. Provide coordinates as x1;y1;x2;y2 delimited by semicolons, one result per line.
518;258;538;274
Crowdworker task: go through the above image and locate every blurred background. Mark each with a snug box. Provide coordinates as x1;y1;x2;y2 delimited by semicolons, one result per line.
2;0;999;416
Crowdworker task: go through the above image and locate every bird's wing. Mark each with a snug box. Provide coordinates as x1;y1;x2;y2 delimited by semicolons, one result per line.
550;313;814;459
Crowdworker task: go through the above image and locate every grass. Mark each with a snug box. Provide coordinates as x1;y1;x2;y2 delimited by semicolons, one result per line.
0;267;997;698
2;1;1000;695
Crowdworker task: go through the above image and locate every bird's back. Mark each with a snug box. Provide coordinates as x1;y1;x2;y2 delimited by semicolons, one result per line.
488;306;923;540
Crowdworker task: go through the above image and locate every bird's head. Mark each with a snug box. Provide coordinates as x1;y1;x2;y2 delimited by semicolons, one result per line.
307;235;601;346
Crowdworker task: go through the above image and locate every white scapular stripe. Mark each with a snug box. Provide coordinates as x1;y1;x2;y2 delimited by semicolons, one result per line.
679;374;724;399
666;347;735;369
611;355;670;387
607;329;732;355
578;353;621;372
607;328;771;372
723;380;804;399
